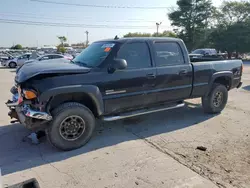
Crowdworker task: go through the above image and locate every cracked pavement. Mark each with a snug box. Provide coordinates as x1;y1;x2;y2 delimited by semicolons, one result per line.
0;63;250;188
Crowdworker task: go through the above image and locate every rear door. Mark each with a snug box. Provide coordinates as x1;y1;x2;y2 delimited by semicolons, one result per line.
153;41;193;103
103;41;157;114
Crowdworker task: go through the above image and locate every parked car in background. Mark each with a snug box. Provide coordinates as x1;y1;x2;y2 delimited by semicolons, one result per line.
63;54;74;60
1;53;38;68
24;54;67;64
14;54;71;73
189;48;224;62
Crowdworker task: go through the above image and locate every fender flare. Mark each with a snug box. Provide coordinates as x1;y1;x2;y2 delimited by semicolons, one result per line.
206;71;233;95
40;85;104;115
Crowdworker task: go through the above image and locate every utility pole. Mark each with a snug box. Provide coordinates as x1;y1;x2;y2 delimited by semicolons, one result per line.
85;31;89;47
156;22;162;36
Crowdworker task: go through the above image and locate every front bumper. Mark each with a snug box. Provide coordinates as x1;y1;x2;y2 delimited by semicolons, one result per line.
1;62;6;66
237;82;243;88
6;93;52;128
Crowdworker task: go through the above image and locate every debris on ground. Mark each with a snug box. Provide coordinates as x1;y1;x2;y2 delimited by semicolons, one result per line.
22;133;40;145
196;146;207;151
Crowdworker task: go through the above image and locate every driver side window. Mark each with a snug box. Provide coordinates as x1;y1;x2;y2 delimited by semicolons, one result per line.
117;42;151;69
40;56;49;61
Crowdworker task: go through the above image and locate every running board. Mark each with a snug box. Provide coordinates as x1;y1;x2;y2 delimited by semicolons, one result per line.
103;103;185;121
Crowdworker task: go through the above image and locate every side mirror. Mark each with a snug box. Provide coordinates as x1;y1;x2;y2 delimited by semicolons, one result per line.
114;58;127;70
107;59;127;74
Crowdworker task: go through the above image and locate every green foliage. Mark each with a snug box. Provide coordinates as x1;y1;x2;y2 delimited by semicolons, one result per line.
57;46;66;54
168;0;250;53
11;44;22;49
57;36;67;46
152;31;177;37
124;32;151;37
168;0;214;50
58;43;70;48
219;1;250;26
123;31;177;38
209;1;250;54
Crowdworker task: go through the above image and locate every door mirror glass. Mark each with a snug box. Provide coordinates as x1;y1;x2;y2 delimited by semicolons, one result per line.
114;58;127;70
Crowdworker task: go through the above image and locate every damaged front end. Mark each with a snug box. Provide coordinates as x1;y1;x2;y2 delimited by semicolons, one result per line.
6;86;52;131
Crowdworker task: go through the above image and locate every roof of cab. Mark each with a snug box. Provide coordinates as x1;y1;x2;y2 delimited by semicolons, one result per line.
95;37;181;43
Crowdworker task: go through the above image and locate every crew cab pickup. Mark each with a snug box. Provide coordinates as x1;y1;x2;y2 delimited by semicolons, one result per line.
6;37;243;151
189;48;225;62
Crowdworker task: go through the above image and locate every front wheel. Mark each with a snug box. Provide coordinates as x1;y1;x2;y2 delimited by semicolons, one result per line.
9;62;17;68
47;102;96;151
202;83;228;114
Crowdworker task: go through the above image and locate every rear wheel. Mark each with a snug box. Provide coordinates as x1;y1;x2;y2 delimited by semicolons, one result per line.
9;62;17;68
47;102;96;151
202;83;228;114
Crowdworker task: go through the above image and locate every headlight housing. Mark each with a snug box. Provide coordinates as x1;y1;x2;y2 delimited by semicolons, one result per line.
23;89;37;100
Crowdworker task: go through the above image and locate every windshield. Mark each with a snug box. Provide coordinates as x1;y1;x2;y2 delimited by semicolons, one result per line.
191;49;205;54
72;42;115;67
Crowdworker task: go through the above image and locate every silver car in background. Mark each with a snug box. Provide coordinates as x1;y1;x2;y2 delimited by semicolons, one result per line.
1;52;38;68
24;54;67;64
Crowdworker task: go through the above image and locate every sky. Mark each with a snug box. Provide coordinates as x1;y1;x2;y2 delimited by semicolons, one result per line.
0;0;223;47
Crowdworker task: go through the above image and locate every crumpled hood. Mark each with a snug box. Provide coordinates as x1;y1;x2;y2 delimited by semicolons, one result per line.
15;60;91;83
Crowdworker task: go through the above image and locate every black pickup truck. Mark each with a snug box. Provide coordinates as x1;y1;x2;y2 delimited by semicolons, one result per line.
189;48;225;62
6;37;243;151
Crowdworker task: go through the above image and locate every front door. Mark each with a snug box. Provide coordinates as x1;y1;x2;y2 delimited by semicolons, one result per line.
17;54;30;66
102;41;157;114
152;41;193;103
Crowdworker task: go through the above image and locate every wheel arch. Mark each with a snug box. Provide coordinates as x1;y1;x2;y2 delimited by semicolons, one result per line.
206;71;233;96
8;61;17;67
40;85;104;117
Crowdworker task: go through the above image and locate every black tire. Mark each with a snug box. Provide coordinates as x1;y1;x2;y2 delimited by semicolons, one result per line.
9;62;17;68
202;83;228;114
47;102;95;151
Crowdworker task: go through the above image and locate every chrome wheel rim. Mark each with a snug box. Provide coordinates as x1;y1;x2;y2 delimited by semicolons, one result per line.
213;91;223;108
59;115;86;141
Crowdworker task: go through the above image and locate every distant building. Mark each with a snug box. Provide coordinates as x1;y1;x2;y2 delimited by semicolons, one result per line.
37;45;57;51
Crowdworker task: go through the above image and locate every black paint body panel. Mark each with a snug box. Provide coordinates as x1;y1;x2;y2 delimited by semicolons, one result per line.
15;37;243;116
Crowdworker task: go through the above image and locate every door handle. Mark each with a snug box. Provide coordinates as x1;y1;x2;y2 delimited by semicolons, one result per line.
179;70;188;76
147;74;156;79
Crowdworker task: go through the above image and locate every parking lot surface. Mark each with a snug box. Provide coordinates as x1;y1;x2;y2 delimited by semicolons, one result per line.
0;63;250;188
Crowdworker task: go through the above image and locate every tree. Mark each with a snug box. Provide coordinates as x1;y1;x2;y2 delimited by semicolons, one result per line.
152;31;177;38
168;0;214;50
124;32;151;37
208;1;250;57
123;31;177;38
57;36;67;47
57;46;66;54
11;44;22;49
218;1;250;26
57;43;70;48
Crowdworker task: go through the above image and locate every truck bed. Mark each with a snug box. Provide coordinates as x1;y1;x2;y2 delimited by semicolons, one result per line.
191;60;243;97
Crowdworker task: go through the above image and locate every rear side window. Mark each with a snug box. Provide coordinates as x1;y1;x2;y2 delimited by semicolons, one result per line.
52;55;63;59
154;42;184;67
210;49;217;55
117;42;151;69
